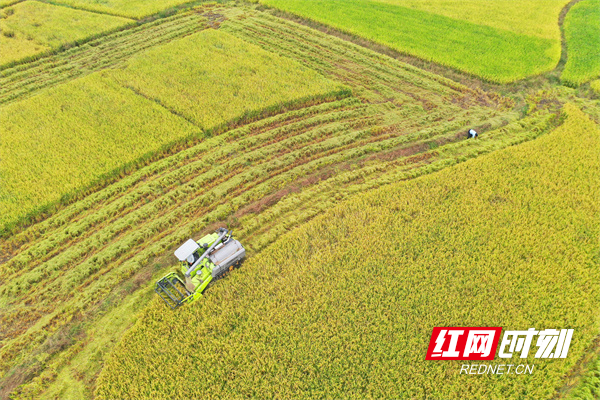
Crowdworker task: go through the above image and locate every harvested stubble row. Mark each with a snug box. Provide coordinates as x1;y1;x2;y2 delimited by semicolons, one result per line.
0;7;558;399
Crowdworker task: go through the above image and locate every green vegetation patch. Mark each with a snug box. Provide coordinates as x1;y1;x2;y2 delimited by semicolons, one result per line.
261;0;560;83
562;0;600;86
0;73;198;231
96;104;600;399
566;352;600;399
51;0;198;19
109;29;347;130
0;1;132;65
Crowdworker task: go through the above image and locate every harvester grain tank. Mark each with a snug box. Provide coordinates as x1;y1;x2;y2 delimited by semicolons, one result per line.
155;228;245;309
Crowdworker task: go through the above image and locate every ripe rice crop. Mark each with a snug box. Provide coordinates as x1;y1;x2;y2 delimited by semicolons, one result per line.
0;18;48;64
96;104;600;399
0;1;132;66
108;28;347;131
591;80;600;95
0;24;345;234
52;0;204;19
0;7;215;106
373;0;568;41
260;0;562;83
2;6;589;398
0;73;197;232
561;0;600;86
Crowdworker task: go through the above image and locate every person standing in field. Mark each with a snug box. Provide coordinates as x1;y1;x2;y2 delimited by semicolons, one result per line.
467;128;478;139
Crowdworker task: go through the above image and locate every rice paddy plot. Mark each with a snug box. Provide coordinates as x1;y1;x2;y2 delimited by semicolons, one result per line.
0;72;198;232
0;6;219;105
0;1;132;66
108;28;348;131
373;0;568;40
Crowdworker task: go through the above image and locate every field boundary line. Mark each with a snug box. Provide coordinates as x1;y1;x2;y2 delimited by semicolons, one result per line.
0;19;140;72
117;78;353;136
0;11;219;105
37;0;216;20
0;1;217;72
252;3;600;99
0;88;351;238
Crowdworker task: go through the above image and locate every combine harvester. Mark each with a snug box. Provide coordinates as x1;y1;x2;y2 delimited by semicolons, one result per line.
155;228;246;309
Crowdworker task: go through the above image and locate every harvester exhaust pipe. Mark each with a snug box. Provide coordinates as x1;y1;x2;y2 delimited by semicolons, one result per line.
184;228;228;278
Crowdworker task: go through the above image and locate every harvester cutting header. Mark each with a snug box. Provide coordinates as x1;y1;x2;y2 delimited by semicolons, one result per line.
155;228;246;309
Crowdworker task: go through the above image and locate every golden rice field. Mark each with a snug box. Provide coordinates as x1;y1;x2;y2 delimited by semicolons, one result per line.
108;28;347;130
592;80;600;95
0;1;132;66
0;25;344;235
96;104;600;399
1;1;599;399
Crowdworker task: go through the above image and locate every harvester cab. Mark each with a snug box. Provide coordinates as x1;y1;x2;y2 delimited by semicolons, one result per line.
154;228;245;309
